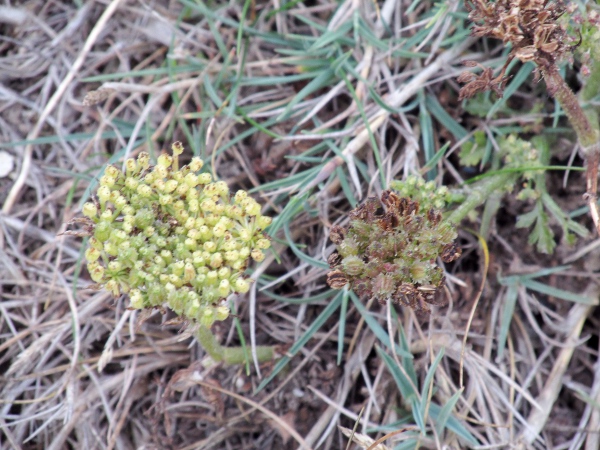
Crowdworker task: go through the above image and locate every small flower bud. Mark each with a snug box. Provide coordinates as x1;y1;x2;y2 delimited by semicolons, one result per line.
125;158;137;174
94;222;111;242
251;248;265;262
157;153;173;168
82;202;98;219
97;185;111;202
125;177;139;191
154;164;168;179
129;289;144;309
137;152;150;170
89;264;105;283
215;305;230;321
214;181;229;197
256;216;272;229
171;141;184;156
137;184;152;198
184;173;199;188
198;173;212;184
210;253;223;268
85;247;101;263
234;190;247;204
234;278;250;294
203;241;217;253
200;308;215;328
255;238;271;250
218;279;230;297
188;157;203;172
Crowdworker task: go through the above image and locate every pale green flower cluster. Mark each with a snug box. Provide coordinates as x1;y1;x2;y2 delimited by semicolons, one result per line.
81;142;271;327
390;175;450;211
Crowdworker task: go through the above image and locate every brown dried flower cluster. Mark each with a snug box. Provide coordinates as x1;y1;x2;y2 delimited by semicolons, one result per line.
459;0;569;99
326;191;461;313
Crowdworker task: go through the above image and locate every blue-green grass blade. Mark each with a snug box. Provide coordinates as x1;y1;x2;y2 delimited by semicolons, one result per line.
419;348;445;416
422;142;450;173
283;223;329;269
419;91;436;180
425;95;468;140
497;283;518;360
277;68;336;121
398;327;418;385
268;192;310;236
429;402;479;446
377;346;418;400
432;389;462;437
410;397;426;434
338;289;350;365
521;279;598;304
349;293;413;358
336;166;358;207
487;62;534;119
255;290;343;393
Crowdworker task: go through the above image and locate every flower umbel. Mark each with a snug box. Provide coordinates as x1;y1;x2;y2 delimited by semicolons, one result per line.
326;190;461;313
458;0;570;100
71;142;271;328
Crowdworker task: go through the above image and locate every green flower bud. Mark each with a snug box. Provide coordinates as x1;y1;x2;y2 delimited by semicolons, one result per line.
89;264;105;282
200;199;216;212
198;173;212;184
255;238;271;250
89;237;103;250
137;184;152;198
188;199;200;213
342;255;364;276
82;202;98;219
214;181;229;197
153;179;167;192
157;153;173;168
171;141;184;156
234;278;250;294
184;173;199;188
189;157;203;172
125;177;139;191
218;279;230;297
209;253;223;268
94;222;111;242
256;216;272;229
215;305;230;321
125;158;137;175
251;249;266;262
137;152;150;170
200;308;215;328
203;241;217;253
246;202;261;216
130;289;144;309
218;267;231;279
176;183;189;196
108;260;123;273
234;190;247;204
85;247;101;263
97;185;111;202
206;270;218;285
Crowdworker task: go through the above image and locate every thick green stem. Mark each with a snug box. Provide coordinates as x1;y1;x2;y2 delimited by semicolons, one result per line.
540;64;599;151
447;172;518;225
196;324;275;365
539;64;600;234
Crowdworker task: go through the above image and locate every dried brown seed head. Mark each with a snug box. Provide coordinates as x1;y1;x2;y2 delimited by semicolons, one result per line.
327;270;349;289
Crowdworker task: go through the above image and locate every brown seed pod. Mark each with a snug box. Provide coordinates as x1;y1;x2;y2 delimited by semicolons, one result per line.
327;270;349;289
441;242;462;263
327;251;342;268
329;225;346;245
427;208;442;226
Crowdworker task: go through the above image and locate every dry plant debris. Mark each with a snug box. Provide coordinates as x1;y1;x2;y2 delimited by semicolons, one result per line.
1;1;600;450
